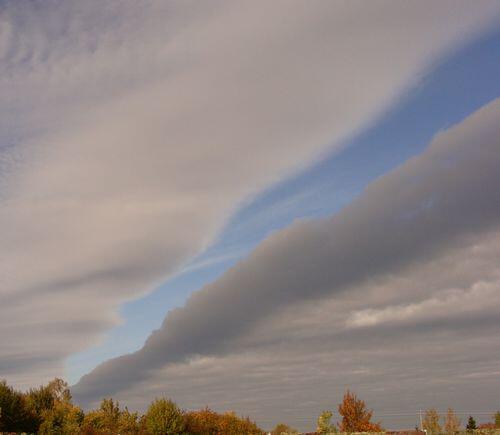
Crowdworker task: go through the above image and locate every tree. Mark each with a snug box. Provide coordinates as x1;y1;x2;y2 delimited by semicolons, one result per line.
0;380;36;433
184;407;221;434
99;397;121;432
423;409;441;434
30;378;83;435
218;411;263;435
271;422;299;435
38;401;84;435
81;398;139;434
444;408;461;433
81;409;106;433
338;390;382;432
118;407;140;434
317;410;337;434
46;378;72;404
25;384;55;417
184;407;263;435
466;416;476;431
145;398;185;434
495;411;500;429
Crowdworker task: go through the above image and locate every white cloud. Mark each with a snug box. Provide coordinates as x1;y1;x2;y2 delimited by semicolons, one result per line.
346;280;500;328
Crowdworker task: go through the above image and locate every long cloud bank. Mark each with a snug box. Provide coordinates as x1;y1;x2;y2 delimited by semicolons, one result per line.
1;0;499;387
73;99;500;408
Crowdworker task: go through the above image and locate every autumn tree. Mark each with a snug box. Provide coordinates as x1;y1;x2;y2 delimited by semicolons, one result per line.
38;400;84;434
216;411;264;435
271;422;299;435
444;408;461;433
0;380;36;433
117;407;140;434
99;398;121;431
184;407;221;434
184;407;263;435
338;390;382;432
0;378;82;434
317;410;337;434
25;384;55;419
35;379;84;435
466;416;476;431
495;411;500;429
81;409;105;433
423;408;441;434
81;398;139;434
145;398;185;435
46;378;73;403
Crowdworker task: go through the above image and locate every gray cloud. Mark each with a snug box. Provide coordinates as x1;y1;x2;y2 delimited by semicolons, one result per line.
3;1;499;387
80;229;500;431
73;99;500;417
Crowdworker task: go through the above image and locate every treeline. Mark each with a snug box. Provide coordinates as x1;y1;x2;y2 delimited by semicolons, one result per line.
419;408;500;433
0;378;262;434
311;392;500;435
1;379;499;435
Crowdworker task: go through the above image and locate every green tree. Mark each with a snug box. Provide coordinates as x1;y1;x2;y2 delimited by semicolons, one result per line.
145;398;185;434
466;416;476;431
423;408;442;434
317;410;337;434
495;411;500;429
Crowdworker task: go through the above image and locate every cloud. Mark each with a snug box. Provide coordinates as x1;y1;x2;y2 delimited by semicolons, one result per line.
1;0;499;387
345;280;499;328
73;99;500;419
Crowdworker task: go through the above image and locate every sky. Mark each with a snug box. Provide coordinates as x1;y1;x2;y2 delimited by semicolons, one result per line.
1;1;499;432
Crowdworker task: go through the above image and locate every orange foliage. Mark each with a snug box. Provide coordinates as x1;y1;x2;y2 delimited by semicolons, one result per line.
338;390;383;432
184;407;264;435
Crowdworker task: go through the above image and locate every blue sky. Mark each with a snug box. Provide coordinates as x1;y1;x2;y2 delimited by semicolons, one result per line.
67;28;500;383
